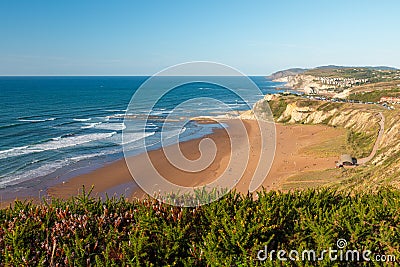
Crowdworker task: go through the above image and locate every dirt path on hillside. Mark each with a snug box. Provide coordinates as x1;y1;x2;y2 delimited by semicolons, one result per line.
358;112;385;165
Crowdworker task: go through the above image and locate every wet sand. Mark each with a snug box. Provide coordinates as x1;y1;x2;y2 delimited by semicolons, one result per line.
46;119;342;200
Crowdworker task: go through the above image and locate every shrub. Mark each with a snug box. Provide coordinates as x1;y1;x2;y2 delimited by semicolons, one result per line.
0;188;399;266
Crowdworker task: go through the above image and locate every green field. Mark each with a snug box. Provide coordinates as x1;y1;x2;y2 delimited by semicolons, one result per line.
348;88;400;103
305;67;400;82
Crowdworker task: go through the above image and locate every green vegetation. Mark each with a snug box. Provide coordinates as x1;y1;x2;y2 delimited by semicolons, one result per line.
281;169;343;190
346;129;378;158
348;88;400;103
261;95;400;194
300;130;347;158
318;102;343;112
306;68;375;79
268;96;382;159
268;98;288;119
305;67;400;82
303;125;379;160
295;99;319;108
0;188;399;266
269;97;345;122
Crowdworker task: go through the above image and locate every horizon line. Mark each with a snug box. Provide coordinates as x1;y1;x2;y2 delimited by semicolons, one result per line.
0;74;271;77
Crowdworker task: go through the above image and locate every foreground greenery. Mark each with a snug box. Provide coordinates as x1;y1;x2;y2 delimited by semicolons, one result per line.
0;188;399;266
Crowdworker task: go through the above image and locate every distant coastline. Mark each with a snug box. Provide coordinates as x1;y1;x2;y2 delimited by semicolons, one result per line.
2;67;400;204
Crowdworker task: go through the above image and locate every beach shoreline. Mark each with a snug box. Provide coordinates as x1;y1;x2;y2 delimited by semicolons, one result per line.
46;119;265;200
0;117;345;207
46;118;342;202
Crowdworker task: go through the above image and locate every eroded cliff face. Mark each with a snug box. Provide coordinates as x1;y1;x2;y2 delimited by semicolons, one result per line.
278;102;338;124
246;94;399;159
277;102;380;133
275;74;331;94
239;94;274;121
272;99;400;156
274;74;350;98
275;75;320;89
250;94;400;191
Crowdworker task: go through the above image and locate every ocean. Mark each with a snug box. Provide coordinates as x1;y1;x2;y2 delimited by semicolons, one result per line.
0;76;286;196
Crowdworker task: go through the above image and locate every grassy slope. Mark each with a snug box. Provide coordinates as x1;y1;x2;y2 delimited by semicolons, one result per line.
267;96;400;192
349;87;400;102
334;108;400;192
0;189;399;266
268;97;380;158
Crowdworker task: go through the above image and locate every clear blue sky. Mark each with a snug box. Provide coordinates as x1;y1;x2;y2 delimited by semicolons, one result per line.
1;0;399;75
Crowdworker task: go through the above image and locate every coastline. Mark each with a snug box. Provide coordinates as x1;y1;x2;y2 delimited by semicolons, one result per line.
46;119;341;201
47;119;259;200
0;114;347;208
0;117;345;208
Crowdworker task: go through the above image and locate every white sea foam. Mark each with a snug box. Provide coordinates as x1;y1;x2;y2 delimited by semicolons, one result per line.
81;122;125;131
0;132;116;160
19;118;56;122
227;103;247;107
81;122;102;129
69;150;119;162
0;160;67;188
105;109;127;112
0;146;30;158
73;118;92;122
104;113;126;121
111;113;126;118
0;149;120;188
145;122;158;130
150;110;172;116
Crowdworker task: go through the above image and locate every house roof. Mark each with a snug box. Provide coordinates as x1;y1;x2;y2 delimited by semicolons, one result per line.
339;154;353;164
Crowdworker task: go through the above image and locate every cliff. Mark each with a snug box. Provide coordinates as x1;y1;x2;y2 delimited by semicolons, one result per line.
274;74;335;95
267;66;400;99
267;68;307;80
250;94;400;191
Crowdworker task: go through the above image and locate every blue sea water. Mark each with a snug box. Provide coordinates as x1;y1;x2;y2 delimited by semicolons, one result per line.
0;76;286;194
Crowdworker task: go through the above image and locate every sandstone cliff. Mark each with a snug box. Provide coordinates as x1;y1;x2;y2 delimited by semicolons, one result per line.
274;74;339;96
250;94;400;191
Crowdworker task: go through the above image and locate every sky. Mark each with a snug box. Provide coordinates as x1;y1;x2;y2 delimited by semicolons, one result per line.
0;0;399;76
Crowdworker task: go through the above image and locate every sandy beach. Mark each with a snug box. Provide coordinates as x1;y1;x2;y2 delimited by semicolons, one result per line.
47;119;343;200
